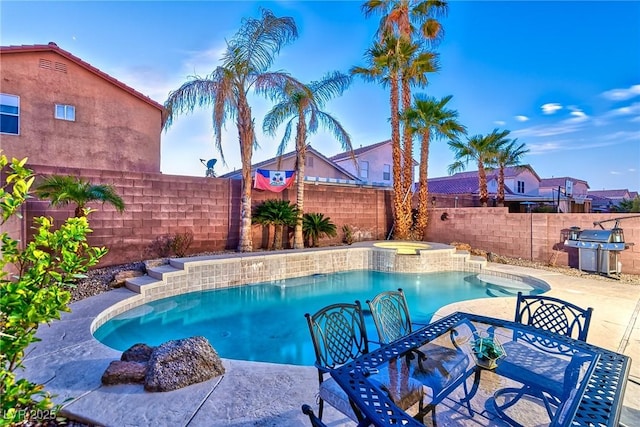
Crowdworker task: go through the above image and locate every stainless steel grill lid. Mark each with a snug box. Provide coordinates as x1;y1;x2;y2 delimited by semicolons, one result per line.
577;229;614;243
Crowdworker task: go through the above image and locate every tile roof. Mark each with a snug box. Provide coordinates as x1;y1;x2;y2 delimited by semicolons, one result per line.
427;175;480;194
588;189;632;198
0;42;164;112
219;144;359;180
330;139;391;161
539;177;590;189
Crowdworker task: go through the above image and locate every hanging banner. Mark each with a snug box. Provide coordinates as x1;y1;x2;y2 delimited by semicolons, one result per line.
253;169;296;192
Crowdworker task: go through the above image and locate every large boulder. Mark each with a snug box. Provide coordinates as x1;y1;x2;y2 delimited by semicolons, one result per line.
122;343;155;362
144;336;225;392
101;361;147;385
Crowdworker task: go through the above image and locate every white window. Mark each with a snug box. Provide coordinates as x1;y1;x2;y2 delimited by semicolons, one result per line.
383;164;391;181
306;156;314;167
517;180;525;194
359;161;369;179
55;104;75;121
0;93;19;135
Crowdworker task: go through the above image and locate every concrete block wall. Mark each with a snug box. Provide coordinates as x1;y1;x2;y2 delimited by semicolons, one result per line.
9;163;639;274
24;165;392;266
425;208;640;275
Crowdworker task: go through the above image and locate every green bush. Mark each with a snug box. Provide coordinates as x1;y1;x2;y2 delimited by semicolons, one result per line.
303;213;337;248
1;153;107;425
253;199;298;250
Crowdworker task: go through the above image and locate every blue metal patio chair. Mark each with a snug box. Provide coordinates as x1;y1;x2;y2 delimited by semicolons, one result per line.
490;292;595;426
366;289;474;425
305;301;424;423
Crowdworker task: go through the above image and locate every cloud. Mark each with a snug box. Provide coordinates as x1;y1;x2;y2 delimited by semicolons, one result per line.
541;103;562;115
494;120;506;126
601;84;640;101
514;115;529;122
608;102;640;117
566;106;589;123
107;43;227;104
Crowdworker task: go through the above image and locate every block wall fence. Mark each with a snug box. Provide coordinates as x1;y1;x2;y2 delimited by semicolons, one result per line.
3;165;638;274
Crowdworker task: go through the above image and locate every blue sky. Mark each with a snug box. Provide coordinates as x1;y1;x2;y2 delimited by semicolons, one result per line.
2;1;639;192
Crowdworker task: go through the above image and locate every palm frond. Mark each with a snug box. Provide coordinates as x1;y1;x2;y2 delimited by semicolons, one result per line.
309;71;352;106
316;112;352;150
224;8;298;74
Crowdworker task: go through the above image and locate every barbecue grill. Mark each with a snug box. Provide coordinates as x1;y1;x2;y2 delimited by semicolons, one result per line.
565;227;626;276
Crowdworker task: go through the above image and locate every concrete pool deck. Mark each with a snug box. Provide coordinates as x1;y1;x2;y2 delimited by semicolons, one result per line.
22;262;639;426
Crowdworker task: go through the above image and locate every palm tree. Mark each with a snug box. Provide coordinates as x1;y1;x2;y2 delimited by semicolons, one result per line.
360;1;448;239
252;199;298;250
163;9;299;252
448;129;509;207
352;35;411;238
399;46;439;229
263;71;352;249
302;213;337;248
404;94;466;237
362;0;448;44
491;137;529;207
35;175;125;218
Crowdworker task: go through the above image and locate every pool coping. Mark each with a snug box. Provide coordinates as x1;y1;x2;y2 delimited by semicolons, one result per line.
90;242;547;335
20;246;640;426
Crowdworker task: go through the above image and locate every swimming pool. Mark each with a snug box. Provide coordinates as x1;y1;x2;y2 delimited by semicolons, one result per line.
94;270;546;366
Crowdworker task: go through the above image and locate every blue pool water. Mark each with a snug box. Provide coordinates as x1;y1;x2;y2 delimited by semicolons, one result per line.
94;270;545;366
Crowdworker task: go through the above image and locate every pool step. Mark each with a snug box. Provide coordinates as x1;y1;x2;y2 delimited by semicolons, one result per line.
124;264;185;294
146;264;183;280
125;275;161;293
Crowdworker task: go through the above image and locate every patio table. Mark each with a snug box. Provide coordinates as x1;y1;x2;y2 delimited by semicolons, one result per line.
330;311;630;426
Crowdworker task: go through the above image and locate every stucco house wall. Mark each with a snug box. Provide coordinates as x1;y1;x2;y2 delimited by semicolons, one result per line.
0;43;163;173
333;140;414;186
221;146;358;181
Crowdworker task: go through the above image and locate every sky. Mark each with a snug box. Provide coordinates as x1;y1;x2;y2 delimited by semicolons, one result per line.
2;1;639;192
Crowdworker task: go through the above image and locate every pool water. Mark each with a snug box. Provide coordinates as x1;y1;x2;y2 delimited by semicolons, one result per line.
94;270;545;366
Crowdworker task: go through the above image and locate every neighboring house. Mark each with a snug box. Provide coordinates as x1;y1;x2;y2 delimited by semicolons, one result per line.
427;165;544;211
588;189;638;212
330;139;417;187
539;177;591;213
220;144;359;184
0;42;164;173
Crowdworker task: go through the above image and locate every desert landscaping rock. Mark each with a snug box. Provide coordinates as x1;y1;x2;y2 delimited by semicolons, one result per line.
121;343;154;362
144;336;225;392
109;269;145;288
101;360;147;385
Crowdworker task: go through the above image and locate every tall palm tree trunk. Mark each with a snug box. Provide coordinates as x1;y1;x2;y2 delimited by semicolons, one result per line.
498;167;505;207
416;132;430;239
294;116;307;249
391;73;408;239
477;160;488;207
401;76;413;233
237;99;254;252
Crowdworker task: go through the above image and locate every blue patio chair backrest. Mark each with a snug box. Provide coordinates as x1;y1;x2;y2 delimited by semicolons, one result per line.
515;292;593;341
305;301;369;369
367;288;412;344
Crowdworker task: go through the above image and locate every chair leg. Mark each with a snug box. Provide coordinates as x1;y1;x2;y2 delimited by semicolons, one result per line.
318;398;324;420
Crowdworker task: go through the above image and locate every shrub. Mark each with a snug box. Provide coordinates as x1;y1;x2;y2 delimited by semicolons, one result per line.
253;199;298;250
147;234;173;258
303;213;337;248
171;231;194;257
1;153;107;425
342;224;354;245
147;231;194;258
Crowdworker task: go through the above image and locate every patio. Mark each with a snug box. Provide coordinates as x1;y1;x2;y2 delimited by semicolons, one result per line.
22;263;639;426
